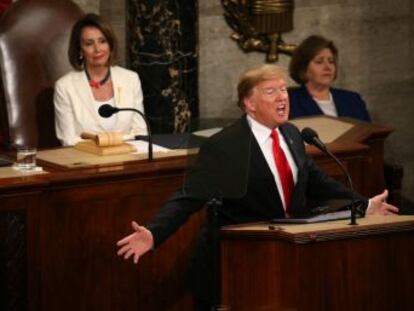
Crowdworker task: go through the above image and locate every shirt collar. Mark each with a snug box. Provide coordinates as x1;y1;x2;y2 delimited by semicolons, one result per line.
246;114;278;145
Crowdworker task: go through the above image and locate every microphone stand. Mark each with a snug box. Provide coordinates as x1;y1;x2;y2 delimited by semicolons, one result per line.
301;128;358;225
319;147;358;225
207;195;223;308
114;108;153;161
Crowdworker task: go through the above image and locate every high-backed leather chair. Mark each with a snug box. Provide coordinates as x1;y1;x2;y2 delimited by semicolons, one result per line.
0;0;83;149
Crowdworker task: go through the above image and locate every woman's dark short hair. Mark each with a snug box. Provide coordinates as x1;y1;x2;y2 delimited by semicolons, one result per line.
289;35;338;84
68;13;118;70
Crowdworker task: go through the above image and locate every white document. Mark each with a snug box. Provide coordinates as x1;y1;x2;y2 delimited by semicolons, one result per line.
192;127;223;138
128;140;171;154
271;210;355;224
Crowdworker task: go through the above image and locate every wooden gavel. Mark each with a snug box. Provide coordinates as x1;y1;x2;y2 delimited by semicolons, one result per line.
80;132;123;147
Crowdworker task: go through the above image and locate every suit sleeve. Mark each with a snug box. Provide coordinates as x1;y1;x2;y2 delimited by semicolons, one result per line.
354;93;371;122
145;139;221;248
305;156;366;202
54;80;82;146
146;189;206;248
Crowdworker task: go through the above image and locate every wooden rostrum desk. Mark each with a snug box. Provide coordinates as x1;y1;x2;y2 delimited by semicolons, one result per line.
220;216;414;311
0;149;201;311
0;117;393;310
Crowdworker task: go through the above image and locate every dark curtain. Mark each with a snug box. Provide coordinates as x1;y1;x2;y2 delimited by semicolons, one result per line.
0;0;13;14
127;0;198;134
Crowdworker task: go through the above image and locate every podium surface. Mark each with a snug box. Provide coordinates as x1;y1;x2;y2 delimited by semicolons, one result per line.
221;216;414;311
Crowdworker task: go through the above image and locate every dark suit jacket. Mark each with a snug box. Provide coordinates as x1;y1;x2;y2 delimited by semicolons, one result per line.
147;115;366;303
289;84;371;122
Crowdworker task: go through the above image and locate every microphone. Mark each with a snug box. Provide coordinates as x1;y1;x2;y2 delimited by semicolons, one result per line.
98;104;119;118
301;127;327;152
301;127;358;225
98;104;153;161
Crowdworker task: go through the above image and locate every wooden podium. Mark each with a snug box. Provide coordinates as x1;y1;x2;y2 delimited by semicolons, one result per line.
290;116;394;199
220;216;414;311
0;117;398;311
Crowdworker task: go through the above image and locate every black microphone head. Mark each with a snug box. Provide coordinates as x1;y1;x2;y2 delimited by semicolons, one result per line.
301;127;319;144
98;104;118;118
301;127;327;151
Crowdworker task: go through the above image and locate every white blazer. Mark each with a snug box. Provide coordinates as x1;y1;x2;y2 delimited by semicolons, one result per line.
54;66;147;146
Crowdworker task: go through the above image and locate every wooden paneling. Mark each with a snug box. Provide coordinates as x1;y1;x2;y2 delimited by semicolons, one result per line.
0;158;203;311
0;188;43;311
221;221;414;310
38;166;199;311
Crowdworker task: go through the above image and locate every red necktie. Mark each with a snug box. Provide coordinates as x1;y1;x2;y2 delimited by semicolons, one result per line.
271;129;294;211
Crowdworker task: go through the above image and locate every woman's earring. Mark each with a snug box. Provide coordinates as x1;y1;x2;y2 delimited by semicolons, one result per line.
79;54;84;62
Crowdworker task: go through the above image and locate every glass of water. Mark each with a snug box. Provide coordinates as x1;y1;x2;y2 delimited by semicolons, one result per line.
15;147;37;171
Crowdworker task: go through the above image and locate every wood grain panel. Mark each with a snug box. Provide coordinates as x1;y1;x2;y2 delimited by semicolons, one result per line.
221;224;414;310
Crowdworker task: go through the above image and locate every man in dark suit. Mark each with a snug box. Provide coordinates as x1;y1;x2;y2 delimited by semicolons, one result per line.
117;64;398;310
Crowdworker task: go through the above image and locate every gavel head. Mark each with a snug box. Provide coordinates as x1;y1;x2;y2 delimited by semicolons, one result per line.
96;132;123;146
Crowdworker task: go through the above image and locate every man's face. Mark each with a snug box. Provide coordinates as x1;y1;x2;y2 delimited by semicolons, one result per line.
244;77;289;128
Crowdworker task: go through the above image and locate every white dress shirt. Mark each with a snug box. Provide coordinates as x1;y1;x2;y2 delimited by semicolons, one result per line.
247;115;298;210
314;92;338;117
94;98;117;131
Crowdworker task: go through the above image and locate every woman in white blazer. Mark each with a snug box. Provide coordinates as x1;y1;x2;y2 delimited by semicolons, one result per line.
54;13;146;146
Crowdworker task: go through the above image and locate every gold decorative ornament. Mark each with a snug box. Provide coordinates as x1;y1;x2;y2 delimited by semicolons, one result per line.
222;0;296;62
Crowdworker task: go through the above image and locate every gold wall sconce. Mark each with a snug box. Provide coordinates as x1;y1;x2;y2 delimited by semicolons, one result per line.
222;0;296;62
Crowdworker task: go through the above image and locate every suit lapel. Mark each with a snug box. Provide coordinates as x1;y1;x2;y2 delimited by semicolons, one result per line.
111;67;121;108
243;118;285;216
331;88;345;117
279;123;308;216
111;67;130;129
250;136;284;205
279;124;304;170
299;85;324;115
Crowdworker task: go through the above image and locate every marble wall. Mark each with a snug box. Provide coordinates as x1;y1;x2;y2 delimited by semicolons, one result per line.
100;1;126;66
75;0;413;201
72;0;99;13
126;0;198;133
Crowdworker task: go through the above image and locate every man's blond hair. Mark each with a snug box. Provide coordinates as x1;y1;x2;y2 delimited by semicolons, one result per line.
237;64;287;109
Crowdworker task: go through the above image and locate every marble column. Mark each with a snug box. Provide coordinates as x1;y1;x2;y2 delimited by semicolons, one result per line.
127;0;198;133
